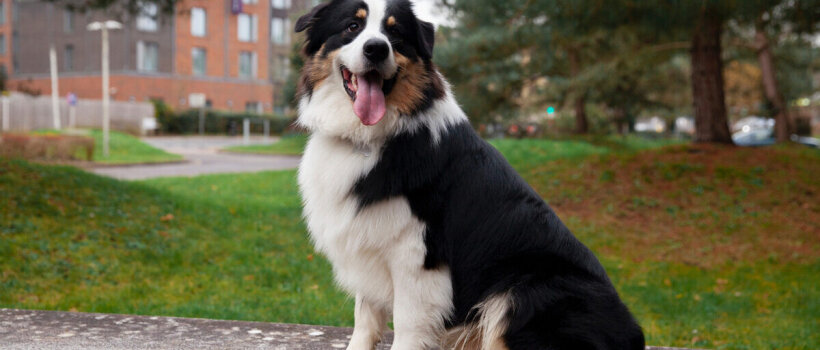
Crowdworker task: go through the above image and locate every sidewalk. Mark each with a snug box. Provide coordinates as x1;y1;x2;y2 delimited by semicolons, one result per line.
0;309;697;350
90;136;301;180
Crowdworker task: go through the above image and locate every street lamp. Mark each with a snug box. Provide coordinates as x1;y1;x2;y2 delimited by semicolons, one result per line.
87;20;122;158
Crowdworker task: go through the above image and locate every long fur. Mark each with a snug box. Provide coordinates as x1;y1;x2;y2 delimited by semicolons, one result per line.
295;1;645;349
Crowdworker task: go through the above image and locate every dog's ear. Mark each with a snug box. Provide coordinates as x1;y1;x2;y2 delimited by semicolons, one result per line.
295;2;330;33
416;20;435;60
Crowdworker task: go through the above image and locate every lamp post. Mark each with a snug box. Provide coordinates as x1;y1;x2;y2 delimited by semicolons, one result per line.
87;20;122;158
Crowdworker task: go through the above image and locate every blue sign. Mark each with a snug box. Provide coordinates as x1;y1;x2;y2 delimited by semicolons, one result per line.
231;0;243;14
67;93;78;107
547;106;555;115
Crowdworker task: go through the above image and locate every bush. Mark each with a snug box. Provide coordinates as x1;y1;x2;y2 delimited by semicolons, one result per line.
0;134;94;161
152;100;294;136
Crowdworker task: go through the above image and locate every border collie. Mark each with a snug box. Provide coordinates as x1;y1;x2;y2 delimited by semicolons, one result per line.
295;1;644;349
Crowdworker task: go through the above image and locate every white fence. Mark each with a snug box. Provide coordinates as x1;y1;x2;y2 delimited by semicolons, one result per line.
0;93;156;135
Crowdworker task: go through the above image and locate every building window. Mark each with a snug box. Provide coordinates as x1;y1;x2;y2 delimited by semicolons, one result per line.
245;101;261;113
137;41;159;72
274;105;286;115
271;17;290;44
238;51;256;79
64;45;74;71
0;35;5;55
191;7;206;37
137;2;159;32
63;10;73;33
272;54;289;81
271;0;291;9
12;31;17;70
237;13;257;42
0;2;6;26
192;47;206;76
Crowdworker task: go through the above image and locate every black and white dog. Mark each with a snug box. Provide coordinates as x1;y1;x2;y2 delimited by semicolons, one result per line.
295;1;644;349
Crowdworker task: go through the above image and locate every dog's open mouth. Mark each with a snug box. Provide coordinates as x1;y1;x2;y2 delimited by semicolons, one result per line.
341;66;396;126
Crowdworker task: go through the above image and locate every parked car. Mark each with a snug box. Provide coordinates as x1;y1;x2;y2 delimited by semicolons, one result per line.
732;128;776;146
732;128;819;148
732;116;774;133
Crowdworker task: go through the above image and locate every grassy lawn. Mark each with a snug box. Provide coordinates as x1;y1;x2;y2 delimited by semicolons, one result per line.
223;134;307;156
1;137;817;349
34;129;182;165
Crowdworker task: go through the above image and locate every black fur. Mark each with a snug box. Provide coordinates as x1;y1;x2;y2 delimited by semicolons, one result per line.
296;0;369;56
353;122;645;349
296;0;435;62
383;0;435;61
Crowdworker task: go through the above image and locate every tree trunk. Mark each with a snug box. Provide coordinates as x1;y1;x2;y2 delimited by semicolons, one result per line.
755;25;792;142
690;11;733;144
613;107;627;135
568;48;589;134
573;97;588;134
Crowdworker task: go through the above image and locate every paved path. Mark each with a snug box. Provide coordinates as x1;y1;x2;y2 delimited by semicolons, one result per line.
90;136;301;180
0;309;696;350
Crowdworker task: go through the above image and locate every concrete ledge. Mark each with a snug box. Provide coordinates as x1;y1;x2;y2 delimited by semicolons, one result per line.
0;309;696;350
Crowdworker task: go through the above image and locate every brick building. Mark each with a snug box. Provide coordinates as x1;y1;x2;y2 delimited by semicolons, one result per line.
0;0;315;114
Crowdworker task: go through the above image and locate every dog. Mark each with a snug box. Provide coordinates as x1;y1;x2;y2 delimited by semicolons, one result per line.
294;1;645;349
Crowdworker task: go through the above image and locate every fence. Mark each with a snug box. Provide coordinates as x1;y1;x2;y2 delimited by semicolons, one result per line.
0;93;155;135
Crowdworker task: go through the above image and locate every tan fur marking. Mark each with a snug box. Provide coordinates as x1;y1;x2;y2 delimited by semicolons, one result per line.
386;16;396;27
298;44;338;95
356;8;367;19
441;293;512;350
386;53;430;115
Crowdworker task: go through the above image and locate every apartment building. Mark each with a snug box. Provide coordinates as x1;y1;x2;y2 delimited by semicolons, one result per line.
1;0;314;113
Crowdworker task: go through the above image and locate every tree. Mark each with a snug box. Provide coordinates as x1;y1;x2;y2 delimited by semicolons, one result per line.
689;5;733;143
731;0;819;141
437;0;652;132
440;0;817;143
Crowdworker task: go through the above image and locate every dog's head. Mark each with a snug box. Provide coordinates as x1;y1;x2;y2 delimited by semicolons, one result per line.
295;0;444;136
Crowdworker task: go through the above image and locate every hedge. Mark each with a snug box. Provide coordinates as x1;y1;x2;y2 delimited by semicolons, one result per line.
154;101;295;135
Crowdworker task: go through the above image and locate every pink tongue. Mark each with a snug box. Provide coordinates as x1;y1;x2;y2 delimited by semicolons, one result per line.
353;72;386;126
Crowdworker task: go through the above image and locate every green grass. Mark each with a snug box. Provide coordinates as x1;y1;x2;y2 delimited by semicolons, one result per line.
489;135;685;171
88;130;183;165
223;134;308;156
1;136;817;349
34;129;182;165
220;133;678;160
0;159;348;325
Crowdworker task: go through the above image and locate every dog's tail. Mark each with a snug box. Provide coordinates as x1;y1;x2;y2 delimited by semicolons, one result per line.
443;291;513;350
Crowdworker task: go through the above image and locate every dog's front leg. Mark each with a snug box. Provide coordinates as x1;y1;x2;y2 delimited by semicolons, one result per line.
348;294;389;350
389;257;452;350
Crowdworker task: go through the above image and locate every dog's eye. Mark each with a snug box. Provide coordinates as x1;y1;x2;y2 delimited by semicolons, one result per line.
347;23;360;32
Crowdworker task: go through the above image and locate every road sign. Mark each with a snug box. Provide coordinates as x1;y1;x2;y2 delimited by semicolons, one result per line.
189;93;207;108
67;92;78;106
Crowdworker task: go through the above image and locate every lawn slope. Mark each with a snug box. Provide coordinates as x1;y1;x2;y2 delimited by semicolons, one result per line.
0;159;347;325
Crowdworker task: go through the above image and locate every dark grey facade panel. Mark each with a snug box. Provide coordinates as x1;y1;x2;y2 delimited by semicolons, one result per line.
12;1;174;76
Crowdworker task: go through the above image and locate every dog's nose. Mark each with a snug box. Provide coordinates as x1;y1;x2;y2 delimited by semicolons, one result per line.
363;39;389;62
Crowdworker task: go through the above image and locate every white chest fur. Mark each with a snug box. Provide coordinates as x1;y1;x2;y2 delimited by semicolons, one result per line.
298;135;429;308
